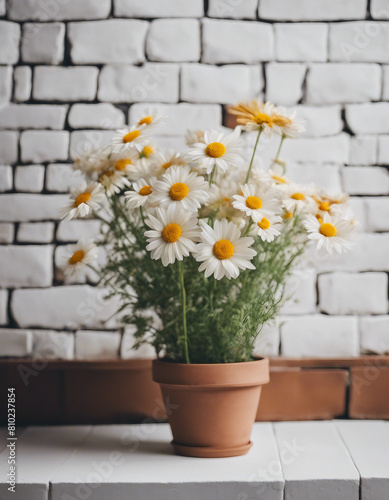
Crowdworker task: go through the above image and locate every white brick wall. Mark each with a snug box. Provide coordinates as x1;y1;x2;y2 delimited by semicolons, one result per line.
0;0;388;360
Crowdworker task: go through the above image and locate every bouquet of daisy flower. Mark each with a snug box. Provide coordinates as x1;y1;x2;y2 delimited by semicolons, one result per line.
60;101;357;365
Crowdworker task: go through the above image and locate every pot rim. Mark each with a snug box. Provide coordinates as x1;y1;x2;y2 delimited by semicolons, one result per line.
152;357;269;388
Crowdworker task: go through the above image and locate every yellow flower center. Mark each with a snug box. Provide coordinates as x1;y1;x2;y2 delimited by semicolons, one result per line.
319;201;331;211
74;192;91;207
316;214;323;224
258;217;270;230
123;130;140;143
291;193;305;201
169;182;189;201
138;116;153;126
68;249;85;265
271;115;292;127
205;142;226;158
142;145;154;157
139;185;152;196
319;223;337;238
255;112;273;126
283;211;293;219
272;175;286;184
213;239;234;260
222;197;231;203
162;223;182;243
246;195;262;210
161;161;172;170
115;159;132;171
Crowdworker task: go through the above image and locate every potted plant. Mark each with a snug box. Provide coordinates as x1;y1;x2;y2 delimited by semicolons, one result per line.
59;100;357;457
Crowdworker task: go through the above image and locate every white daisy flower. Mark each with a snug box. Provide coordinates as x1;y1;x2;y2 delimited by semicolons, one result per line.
271;107;305;138
232;184;280;220
280;184;316;214
98;168;130;196
135;110;166;130
110;150;139;177
185;129;205;147
194;219;257;280
186;128;244;175
125;178;155;209
266;164;291;186
60;182;105;221
73;148;107;177
251;214;283;242
110;125;151;154
139;143;157;160
228;100;278;134
304;212;355;255
145;205;199;267
150;165;209;213
152;150;187;177
63;239;98;281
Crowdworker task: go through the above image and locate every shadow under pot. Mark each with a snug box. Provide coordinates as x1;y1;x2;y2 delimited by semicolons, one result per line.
152;358;269;458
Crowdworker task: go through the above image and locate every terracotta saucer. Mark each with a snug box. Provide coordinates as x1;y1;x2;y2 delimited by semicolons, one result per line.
171;440;253;458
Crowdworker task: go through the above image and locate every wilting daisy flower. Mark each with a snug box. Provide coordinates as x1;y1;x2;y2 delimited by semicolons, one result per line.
232;184;280;220
125;178;155;209
62;239;98;280
252;214;283;242
304;212;355;255
136;110;166;130
194;219;256;280
145;205;199;266
110;125;151;154
150;166;208;213
186;128;244;174
60;182;105;221
185;129;205;147
228;100;277;134
98;168;130;196
280;184;316;214
152;150;187;176
271;107;305;138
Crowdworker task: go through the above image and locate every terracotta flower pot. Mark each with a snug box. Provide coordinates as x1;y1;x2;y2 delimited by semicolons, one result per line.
152;358;269;458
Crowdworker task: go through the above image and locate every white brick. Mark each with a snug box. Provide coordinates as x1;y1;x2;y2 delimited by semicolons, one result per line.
0;21;20;64
360;316;389;354
21;130;69;163
68;104;125;130
371;0;389;18
349;197;367;232
70;130;115;161
350;135;378;165
208;0;258;19
0;194;67;222
98;64;179;103
46;164;83;193
17;222;54;243
365;197;389;231
14;66;32;102
319;272;388;315
0;329;33;357
253;322;280;357
0;223;14;243
11;286;120;329
22;22;65;64
121;326;156;359
315;233;389;272
56;220;101;242
266;63;306;105
129;103;222;136
346;103;389;134
342;166;389;195
280;315;359;357
0;66;13;104
14;165;45;192
0;245;53;288
0;290;7;325
0;166;13;192
306;63;381;104
114;0;204;18
32;330;74;359
329;22;389;63
286;163;342;192
281;267;317;315
378;135;389;164
0;131;18;164
382;66;389;100
282;134;350;163
0;104;67;130
33;66;98;101
9;0;111;21
0;0;5;15
69;20;148;65
274;23;328;62
260;0;367;20
147;19;200;62
202;19;273;64
181;64;262;104
75;330;121;360
295;105;343;137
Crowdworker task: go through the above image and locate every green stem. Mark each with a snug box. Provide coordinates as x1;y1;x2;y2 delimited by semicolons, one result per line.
140;206;146;226
178;260;190;364
269;134;286;172
209;165;216;186
245;126;263;184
